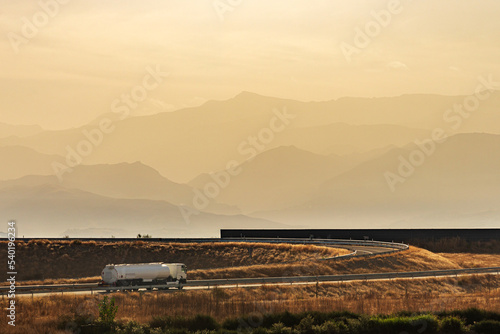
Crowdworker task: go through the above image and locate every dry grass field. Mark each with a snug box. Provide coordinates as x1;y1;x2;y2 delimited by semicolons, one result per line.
1;240;499;333
190;246;461;279
1;274;498;333
0;240;349;283
438;253;500;268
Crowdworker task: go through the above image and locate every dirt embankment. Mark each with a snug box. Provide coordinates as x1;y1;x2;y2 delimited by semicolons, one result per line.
190;246;463;279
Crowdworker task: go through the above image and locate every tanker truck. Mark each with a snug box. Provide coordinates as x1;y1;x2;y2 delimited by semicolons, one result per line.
99;263;187;290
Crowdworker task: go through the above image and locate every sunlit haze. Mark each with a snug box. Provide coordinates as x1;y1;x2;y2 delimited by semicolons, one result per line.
1;0;500;129
1;1;500;238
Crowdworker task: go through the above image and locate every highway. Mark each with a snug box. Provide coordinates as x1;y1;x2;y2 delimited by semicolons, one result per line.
216;238;409;257
5;266;499;298
337;245;392;255
0;238;410;297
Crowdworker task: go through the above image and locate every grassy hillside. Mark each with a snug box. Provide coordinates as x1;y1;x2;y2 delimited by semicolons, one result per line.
3;240;496;285
0;240;348;282
190;247;461;279
437;253;500;268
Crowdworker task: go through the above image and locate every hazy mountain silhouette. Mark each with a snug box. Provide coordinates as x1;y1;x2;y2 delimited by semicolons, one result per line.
0;183;282;237
3;92;500;234
3;92;493;182
0;146;64;180
268;123;431;155
189;146;355;213
0;162;240;215
252;133;500;228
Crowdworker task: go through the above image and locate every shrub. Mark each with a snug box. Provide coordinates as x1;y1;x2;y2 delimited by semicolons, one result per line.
444;308;500;325
312;320;349;334
150;315;210;331
470;320;500;334
221;317;242;330
163;329;190;334
251;328;268;334
263;311;301;328
57;313;94;331
98;296;118;324
187;315;220;332
324;311;360;323
300;311;330;326
268;322;293;334
439;316;466;334
116;320;146;334
149;329;164;334
365;314;438;334
80;322;114;334
297;315;315;334
344;318;364;334
150;316;171;329
409;314;439;333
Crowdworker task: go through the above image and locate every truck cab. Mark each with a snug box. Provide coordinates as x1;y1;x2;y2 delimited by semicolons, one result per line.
168;263;187;283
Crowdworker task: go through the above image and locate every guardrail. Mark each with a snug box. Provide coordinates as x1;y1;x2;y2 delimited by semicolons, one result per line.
205;238;409;250
2;267;498;296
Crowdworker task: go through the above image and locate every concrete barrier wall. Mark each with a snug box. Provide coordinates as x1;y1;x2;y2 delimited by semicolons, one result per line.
221;229;500;242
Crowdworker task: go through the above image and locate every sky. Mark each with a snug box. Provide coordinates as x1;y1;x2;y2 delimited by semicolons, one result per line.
1;0;500;129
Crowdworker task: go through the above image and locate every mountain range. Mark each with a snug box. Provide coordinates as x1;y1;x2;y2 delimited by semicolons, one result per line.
2;92;499;237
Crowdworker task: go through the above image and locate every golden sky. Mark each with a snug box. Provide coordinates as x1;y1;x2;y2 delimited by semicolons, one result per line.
1;0;499;129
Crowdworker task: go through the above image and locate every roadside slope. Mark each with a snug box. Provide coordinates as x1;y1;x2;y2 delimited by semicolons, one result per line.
191;247;461;279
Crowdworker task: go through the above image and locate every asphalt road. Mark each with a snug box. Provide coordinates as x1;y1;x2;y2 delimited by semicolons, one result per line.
14;268;500;298
337;245;392;255
2;238;407;297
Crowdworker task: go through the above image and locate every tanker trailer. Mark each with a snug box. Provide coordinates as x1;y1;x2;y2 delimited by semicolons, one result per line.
99;262;187;290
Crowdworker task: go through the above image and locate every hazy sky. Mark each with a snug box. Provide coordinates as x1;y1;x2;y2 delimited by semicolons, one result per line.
1;0;500;129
